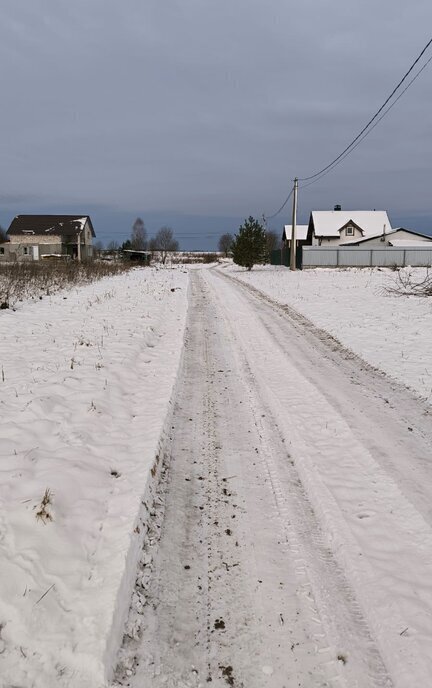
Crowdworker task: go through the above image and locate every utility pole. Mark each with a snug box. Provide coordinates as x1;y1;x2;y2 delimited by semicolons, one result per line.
290;177;298;271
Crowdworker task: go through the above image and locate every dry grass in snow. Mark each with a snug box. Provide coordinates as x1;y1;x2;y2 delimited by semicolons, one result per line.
0;260;133;309
0;266;189;687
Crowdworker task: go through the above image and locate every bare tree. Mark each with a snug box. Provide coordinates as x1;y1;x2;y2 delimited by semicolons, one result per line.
93;240;104;257
107;240;119;251
265;230;279;262
152;226;179;264
385;268;432;297
218;233;233;257
131;217;147;251
148;237;158;257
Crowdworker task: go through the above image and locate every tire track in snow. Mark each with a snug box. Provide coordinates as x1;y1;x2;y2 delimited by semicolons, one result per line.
113;270;393;688
207;271;392;688
210;267;432;687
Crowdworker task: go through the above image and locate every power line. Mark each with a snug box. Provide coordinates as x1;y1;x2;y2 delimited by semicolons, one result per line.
96;230;227;238
265;36;432;219
298;36;432;182
265;187;293;220
299;52;432;190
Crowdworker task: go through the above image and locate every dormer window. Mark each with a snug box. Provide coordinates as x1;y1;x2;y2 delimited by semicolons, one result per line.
23;230;35;235
345;226;355;236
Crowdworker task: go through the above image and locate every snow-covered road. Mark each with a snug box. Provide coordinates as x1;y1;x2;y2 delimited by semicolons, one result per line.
115;268;432;688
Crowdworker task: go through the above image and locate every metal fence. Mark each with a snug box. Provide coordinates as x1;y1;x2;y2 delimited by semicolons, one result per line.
302;246;432;269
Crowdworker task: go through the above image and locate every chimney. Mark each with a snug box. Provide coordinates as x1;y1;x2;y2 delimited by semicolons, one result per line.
334;204;341;211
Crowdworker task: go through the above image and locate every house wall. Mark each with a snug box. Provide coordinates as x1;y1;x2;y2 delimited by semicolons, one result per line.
83;220;93;245
0;243;12;262
361;229;432;246
0;240;69;262
0;243;52;262
339;225;364;243
313;236;341;247
8;234;61;245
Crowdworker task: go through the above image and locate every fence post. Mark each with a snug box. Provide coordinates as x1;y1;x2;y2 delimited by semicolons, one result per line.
370;250;373;267
403;250;406;267
336;248;339;267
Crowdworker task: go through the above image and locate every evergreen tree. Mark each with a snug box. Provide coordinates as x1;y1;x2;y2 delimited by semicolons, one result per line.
231;216;267;270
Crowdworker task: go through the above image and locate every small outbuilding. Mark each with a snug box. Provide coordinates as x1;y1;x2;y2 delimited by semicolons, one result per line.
282;224;309;248
122;249;151;263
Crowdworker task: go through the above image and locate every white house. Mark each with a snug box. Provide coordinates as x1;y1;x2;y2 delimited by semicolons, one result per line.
308;208;392;246
282;225;309;248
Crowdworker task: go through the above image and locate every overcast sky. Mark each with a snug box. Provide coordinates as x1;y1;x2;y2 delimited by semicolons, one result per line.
0;0;431;248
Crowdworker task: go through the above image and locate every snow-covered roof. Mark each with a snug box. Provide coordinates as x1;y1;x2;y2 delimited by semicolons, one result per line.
388;239;432;247
311;211;391;238
342;227;432;246
283;224;308;241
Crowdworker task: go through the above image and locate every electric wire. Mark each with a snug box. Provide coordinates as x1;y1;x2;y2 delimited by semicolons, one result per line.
265;37;432;218
298;36;432;182
299;52;432;190
265;188;293;220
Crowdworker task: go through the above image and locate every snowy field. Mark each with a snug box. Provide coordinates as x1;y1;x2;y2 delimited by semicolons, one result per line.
224;264;432;405
0;267;189;687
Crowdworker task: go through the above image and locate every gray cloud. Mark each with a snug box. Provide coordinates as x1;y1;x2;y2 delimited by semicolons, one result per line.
0;0;431;235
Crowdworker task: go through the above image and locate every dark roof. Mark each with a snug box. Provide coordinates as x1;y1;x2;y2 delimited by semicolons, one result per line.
7;215;96;238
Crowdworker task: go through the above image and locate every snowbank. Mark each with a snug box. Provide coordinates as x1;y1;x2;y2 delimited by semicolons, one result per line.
224;265;432;404
0;267;189;687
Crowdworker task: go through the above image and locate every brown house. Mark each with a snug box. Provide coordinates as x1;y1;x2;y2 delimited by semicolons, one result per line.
0;215;96;262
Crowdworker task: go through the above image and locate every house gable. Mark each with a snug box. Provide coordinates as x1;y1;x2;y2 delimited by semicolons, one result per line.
338;219;365;241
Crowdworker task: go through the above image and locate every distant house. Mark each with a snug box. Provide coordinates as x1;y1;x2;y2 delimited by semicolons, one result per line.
269;225;309;268
282;224;309;248
343;227;432;247
308;207;392;246
0;215;95;262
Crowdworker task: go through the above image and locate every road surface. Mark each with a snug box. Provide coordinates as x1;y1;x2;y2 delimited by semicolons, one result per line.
114;267;432;688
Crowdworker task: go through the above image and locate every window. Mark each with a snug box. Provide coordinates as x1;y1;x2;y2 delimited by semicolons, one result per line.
23;247;29;255
0;247;4;254
345;226;354;236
